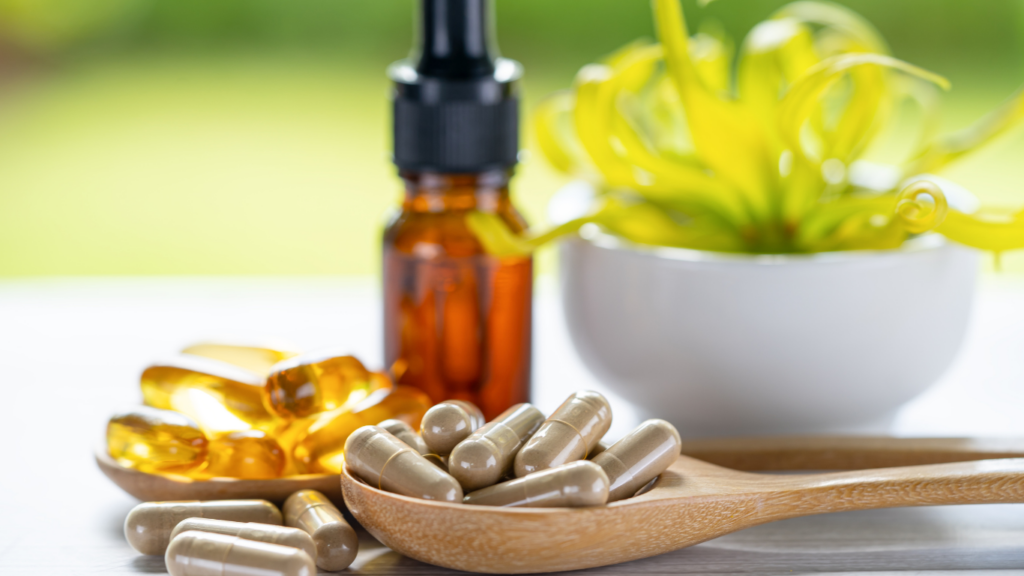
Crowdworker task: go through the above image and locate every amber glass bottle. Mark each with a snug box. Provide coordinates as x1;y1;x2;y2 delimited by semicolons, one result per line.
384;171;531;420
383;0;531;420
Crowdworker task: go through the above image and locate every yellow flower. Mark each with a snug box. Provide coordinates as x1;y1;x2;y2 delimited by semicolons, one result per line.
469;0;1024;258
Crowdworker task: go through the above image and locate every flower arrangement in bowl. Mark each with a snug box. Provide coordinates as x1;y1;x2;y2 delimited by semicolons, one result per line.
470;0;1024;435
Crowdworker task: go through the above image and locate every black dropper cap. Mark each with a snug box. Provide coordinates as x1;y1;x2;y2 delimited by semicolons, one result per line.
390;0;522;173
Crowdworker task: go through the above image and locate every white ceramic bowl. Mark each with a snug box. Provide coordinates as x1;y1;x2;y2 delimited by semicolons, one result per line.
559;231;979;437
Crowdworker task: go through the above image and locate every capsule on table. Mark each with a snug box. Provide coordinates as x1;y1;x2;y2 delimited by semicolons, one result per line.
420;400;486;456
514;391;612;477
199;430;286;479
124;499;282;555
448;403;545;491
106;407;207;474
166;531;315;576
290;386;432;474
464;460;610;508
169;519;316;560
181;342;299;377
379;418;446;470
592;419;682;502
283;489;359;572
345;425;463;502
265;351;383;419
141;356;273;434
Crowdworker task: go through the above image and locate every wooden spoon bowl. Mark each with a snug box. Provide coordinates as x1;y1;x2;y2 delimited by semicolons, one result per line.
341;454;1024;574
95;450;343;506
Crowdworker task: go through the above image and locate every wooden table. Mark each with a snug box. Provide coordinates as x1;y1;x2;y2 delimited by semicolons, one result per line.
2;277;1023;575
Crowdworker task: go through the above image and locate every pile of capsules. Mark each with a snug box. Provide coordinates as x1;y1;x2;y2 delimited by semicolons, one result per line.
120;391;680;576
346;390;682;507
125;489;357;575
106;343;432;478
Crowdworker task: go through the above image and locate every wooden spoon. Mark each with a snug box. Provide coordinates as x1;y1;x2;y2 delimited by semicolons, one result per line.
95;450;342;506
341;454;1024;574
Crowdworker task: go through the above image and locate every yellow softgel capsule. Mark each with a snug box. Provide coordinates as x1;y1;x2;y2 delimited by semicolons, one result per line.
265;351;387;419
290;386;432;474
166;531;315;576
199;430;286;480
141;356;274;434
107;407;207;474
181;342;299;377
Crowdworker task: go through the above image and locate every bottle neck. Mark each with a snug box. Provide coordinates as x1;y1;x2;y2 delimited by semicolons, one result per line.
399;169;511;213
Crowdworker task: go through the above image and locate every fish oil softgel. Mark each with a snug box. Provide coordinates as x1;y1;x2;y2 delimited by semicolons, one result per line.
290;385;432;474
107;407;207;474
125;499;282;555
514;390;612;477
169;519;316;560
265;351;385;419
464;461;610;508
345;425;463;502
283;490;359;571
166;531;315;576
592;419;682;502
181;342;298;377
141;356;273;434
448;403;544;491
420;400;486;456
201;430;286;479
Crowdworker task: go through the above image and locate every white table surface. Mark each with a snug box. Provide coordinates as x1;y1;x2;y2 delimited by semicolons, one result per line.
1;275;1024;575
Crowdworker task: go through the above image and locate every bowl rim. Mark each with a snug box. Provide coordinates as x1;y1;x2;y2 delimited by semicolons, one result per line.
572;228;952;266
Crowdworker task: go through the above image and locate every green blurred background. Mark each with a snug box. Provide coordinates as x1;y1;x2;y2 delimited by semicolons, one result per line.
0;0;1022;276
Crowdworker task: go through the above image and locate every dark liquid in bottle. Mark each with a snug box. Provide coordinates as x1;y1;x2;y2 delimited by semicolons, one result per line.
383;172;532;420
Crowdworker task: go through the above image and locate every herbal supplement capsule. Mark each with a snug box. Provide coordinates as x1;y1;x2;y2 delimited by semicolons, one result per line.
448;403;545;491
166;531;315;576
181;342;298;377
169;519;316;560
592;419;682;502
283;490;359;571
265;351;383;419
379;418;429;454
201;430;286;479
420;400;486;456
464;460;610;508
106;407;207;474
125;499;282;555
514;391;612;477
378;418;446;469
290;386;432;474
141;356;273;434
345;425;463;502
588;440;610;459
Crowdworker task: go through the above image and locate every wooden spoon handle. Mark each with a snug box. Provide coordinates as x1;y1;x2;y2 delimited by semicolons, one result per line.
681;436;1024;471
764;458;1024;520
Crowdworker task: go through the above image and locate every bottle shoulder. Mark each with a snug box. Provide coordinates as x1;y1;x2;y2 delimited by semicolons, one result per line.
383;205;528;257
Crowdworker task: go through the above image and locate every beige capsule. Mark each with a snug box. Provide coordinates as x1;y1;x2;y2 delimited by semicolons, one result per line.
283;490;359;572
169;518;316;560
124;500;282;555
514;391;612;477
166;530;315;576
448;403;545;491
379;419;448;471
420;400;486;456
592;419;682;502
588;439;610;459
464;461;610;508
344;426;463;502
